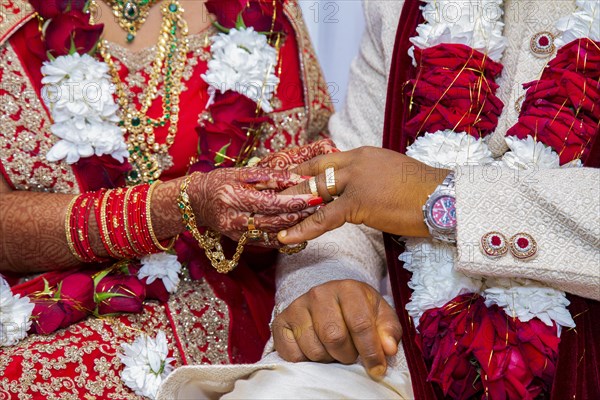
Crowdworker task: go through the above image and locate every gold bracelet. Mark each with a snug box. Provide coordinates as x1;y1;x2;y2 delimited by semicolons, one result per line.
65;195;85;262
146;180;176;252
177;173;249;274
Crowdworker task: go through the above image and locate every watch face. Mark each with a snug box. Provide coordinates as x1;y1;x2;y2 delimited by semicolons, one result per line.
430;195;457;229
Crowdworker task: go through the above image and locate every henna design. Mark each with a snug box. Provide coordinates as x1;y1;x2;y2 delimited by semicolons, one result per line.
189;167;315;242
258;139;338;170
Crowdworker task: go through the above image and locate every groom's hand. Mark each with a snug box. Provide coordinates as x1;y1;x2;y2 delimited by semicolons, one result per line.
278;146;449;244
272;280;401;379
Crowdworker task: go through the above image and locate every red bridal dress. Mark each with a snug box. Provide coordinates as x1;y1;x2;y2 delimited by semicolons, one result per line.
0;1;332;398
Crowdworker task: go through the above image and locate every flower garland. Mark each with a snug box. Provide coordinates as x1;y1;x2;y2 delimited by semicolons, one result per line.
401;0;599;398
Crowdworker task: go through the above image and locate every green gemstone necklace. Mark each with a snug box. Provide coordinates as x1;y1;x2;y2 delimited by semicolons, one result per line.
98;0;189;184
104;0;161;42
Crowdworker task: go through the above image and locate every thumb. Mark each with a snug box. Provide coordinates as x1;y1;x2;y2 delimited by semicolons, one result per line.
278;197;348;244
376;300;402;357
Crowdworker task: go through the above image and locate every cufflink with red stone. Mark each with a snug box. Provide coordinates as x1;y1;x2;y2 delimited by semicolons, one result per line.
509;233;538;260
480;231;508;258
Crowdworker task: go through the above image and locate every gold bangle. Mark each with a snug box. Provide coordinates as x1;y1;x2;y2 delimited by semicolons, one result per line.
65;195;85;262
146;180;176;252
100;189;125;258
177;173;248;273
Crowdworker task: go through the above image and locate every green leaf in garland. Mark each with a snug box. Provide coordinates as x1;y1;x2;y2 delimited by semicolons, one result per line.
235;13;247;29
93;269;112;288
94;291;129;304
214;141;232;164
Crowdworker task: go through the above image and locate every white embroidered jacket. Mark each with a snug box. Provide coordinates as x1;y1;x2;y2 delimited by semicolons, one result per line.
277;0;600;308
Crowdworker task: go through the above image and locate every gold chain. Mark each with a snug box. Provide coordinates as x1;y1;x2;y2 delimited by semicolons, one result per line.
102;0;161;42
98;0;189;184
177;174;250;274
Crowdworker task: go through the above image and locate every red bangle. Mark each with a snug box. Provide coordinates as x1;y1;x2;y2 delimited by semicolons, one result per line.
66;191;109;263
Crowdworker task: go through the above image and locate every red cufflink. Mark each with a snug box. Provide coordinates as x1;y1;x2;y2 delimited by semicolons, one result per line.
509;233;538;260
480;231;508;258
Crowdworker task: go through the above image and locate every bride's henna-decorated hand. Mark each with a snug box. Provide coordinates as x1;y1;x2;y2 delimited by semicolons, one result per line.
257;139;339;170
189;167;322;244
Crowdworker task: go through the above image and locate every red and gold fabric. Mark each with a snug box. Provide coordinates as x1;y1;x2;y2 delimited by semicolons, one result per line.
0;1;333;398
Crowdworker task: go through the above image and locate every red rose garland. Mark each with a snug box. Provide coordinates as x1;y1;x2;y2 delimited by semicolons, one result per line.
507;38;600;164
404;44;504;142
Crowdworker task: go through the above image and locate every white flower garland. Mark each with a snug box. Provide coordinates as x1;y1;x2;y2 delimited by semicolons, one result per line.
402;1;592;333
409;0;508;64
119;330;175;399
0;277;34;347
42;53;128;164
202;27;280;113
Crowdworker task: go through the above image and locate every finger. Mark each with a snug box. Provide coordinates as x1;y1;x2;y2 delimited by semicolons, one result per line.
241;209;319;233
280;168;349;200
377;301;402;357
272;315;307;363
339;285;387;379
278;196;348;244
306;289;359;364
290;152;348;177
240;168;304;190
235;191;316;214
291;307;335;363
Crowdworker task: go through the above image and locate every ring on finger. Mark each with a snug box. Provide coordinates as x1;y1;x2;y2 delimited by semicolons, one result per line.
325;167;337;198
247;213;262;241
308;177;319;197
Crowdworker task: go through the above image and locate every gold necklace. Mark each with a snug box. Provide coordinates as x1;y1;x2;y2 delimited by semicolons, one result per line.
99;0;189;184
102;0;161;42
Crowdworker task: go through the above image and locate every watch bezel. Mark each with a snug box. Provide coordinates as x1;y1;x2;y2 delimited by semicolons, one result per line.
426;193;457;231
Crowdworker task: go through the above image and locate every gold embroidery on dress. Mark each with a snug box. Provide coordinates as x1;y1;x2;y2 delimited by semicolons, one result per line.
167;278;230;365
0;0;33;46
0;43;79;194
256;107;309;156
0;277;230;398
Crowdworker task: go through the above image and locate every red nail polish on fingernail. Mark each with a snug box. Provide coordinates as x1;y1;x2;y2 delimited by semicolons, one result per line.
308;197;324;207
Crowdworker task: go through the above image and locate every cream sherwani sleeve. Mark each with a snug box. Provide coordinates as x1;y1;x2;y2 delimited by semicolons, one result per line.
454;167;600;301
453;0;600;301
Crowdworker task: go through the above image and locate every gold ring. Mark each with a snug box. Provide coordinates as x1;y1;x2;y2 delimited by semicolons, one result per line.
247;214;262;240
308;177;318;197
325;167;337;197
279;241;308;255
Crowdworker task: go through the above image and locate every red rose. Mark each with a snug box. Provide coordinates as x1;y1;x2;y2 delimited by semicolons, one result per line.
30;298;66;335
206;0;283;32
44;11;104;57
196;91;268;168
29;0;87;19
73;155;131;192
59;272;96;325
417;294;483;399
95;274;145;315
405;44;504;140
30;272;95;334
548;38;600;79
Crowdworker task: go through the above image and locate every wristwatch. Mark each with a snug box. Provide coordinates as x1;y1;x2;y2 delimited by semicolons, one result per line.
423;172;457;243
